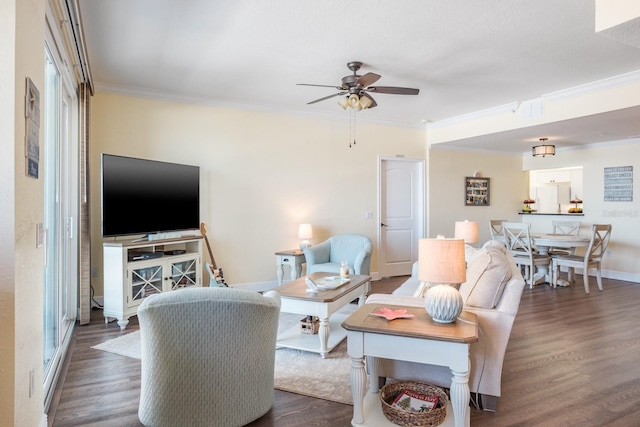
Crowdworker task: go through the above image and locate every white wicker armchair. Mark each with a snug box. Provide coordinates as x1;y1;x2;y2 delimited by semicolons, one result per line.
137;287;281;427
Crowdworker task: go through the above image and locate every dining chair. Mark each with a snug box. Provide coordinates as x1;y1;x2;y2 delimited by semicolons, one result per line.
489;220;507;244
548;220;581;256
502;222;551;288
551;224;612;294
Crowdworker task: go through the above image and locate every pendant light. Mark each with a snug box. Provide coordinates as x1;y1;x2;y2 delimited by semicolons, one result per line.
532;138;555;157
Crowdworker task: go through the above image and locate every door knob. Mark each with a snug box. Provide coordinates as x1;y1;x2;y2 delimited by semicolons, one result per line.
381;223;388;227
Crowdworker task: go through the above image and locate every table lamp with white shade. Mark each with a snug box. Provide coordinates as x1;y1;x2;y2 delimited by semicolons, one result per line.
298;224;313;250
454;220;478;245
419;237;466;323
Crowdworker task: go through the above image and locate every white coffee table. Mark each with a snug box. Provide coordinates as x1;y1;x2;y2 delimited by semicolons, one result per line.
274;272;370;358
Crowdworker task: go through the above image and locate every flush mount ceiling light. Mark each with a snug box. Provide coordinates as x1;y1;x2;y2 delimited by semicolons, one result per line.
532;138;555;157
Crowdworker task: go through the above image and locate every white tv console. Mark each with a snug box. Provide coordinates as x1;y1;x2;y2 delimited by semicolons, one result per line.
103;235;203;330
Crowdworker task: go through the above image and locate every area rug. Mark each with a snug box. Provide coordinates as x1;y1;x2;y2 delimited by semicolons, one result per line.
91;306;357;405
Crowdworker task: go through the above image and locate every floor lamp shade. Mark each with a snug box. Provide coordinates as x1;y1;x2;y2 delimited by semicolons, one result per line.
419;238;466;323
454;220;478;244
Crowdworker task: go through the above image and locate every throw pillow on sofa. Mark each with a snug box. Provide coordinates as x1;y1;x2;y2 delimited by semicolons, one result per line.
459;241;512;309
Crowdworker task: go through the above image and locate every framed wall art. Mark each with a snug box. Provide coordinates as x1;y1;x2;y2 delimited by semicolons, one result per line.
465;177;490;206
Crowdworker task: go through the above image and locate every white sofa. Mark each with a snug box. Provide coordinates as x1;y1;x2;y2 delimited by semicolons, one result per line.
366;240;526;411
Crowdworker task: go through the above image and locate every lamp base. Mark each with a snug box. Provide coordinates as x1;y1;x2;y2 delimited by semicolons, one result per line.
300;240;311;250
424;284;463;323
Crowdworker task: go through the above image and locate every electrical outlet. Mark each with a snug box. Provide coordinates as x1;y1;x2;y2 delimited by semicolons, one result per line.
91;266;98;278
606;250;612;258
365;211;373;220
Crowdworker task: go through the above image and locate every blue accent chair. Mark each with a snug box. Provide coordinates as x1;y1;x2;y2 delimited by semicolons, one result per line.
303;234;373;275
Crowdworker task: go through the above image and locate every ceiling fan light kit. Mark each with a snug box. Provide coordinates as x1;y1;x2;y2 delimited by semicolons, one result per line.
298;61;419;109
532;138;555;157
298;61;419;147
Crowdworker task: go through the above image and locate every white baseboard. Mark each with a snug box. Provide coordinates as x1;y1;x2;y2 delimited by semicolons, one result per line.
559;267;639;284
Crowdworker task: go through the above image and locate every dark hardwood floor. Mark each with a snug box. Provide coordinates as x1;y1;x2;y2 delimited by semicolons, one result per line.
48;275;640;426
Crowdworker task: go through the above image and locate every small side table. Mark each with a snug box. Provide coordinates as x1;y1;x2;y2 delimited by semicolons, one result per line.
275;249;305;285
343;303;478;427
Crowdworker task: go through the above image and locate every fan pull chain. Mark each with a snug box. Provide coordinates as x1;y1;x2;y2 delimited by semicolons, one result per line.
349;108;356;148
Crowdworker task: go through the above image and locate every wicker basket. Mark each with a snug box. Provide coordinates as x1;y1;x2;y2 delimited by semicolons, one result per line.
380;381;448;427
300;316;319;335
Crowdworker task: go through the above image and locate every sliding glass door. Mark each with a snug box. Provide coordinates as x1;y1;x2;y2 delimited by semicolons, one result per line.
43;42;79;409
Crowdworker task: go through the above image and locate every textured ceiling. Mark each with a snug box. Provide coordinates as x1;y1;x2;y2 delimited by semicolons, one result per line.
77;0;640;153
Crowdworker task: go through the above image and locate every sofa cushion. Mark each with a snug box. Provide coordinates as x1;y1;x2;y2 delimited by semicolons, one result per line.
459;243;512;309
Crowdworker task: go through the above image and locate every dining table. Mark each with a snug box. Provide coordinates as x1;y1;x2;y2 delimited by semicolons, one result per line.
531;233;591;286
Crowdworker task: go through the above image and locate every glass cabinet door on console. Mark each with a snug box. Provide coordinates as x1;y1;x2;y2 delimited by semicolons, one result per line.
168;257;199;290
127;263;164;308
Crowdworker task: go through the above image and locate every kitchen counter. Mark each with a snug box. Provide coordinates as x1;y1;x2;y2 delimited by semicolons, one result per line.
519;212;584;216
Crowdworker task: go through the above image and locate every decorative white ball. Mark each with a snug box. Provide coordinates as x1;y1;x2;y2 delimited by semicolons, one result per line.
424;284;463;323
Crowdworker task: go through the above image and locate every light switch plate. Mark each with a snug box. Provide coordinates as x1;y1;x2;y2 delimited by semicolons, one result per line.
36;223;44;248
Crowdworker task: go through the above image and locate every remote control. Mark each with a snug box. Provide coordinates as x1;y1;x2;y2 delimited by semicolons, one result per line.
305;277;318;292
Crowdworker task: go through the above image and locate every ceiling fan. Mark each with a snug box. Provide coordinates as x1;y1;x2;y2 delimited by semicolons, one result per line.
297;61;419;110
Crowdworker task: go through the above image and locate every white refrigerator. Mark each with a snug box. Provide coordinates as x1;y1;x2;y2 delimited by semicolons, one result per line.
534;183;571;213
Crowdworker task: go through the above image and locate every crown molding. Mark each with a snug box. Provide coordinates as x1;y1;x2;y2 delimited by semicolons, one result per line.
93;82;425;130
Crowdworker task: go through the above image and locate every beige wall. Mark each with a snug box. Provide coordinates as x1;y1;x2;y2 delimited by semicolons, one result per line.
90;93;427;293
0;0;17;422
427;149;528;243
1;0;47;425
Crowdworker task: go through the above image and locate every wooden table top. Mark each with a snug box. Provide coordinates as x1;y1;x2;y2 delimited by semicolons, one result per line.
342;303;478;344
273;272;370;303
531;233;591;247
274;249;305;256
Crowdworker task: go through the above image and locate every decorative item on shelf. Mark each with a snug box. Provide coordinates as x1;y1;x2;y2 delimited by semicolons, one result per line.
380;381;448;427
370;307;415;320
454;220;478;245
532;137;555;157
522;198;536;213
569;198;583;213
297;223;313;250
339;260;350;278
300;315;319;335
419;237;466;323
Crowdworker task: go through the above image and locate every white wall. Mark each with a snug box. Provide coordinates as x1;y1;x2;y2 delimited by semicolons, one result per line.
522;140;640;282
90;93;427;294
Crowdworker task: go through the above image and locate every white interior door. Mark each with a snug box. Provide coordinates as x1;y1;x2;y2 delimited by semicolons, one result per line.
378;157;424;277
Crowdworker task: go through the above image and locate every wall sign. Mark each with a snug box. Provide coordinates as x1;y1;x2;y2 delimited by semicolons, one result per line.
604;166;632;202
25;77;40;179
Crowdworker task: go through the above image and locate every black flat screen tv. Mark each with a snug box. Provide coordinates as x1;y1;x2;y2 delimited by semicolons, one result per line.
101;154;200;238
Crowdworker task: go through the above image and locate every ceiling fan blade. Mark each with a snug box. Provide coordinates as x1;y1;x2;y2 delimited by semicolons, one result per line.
360;92;378;109
367;86;420;95
297;83;345;90
306;91;347;105
356;72;381;88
